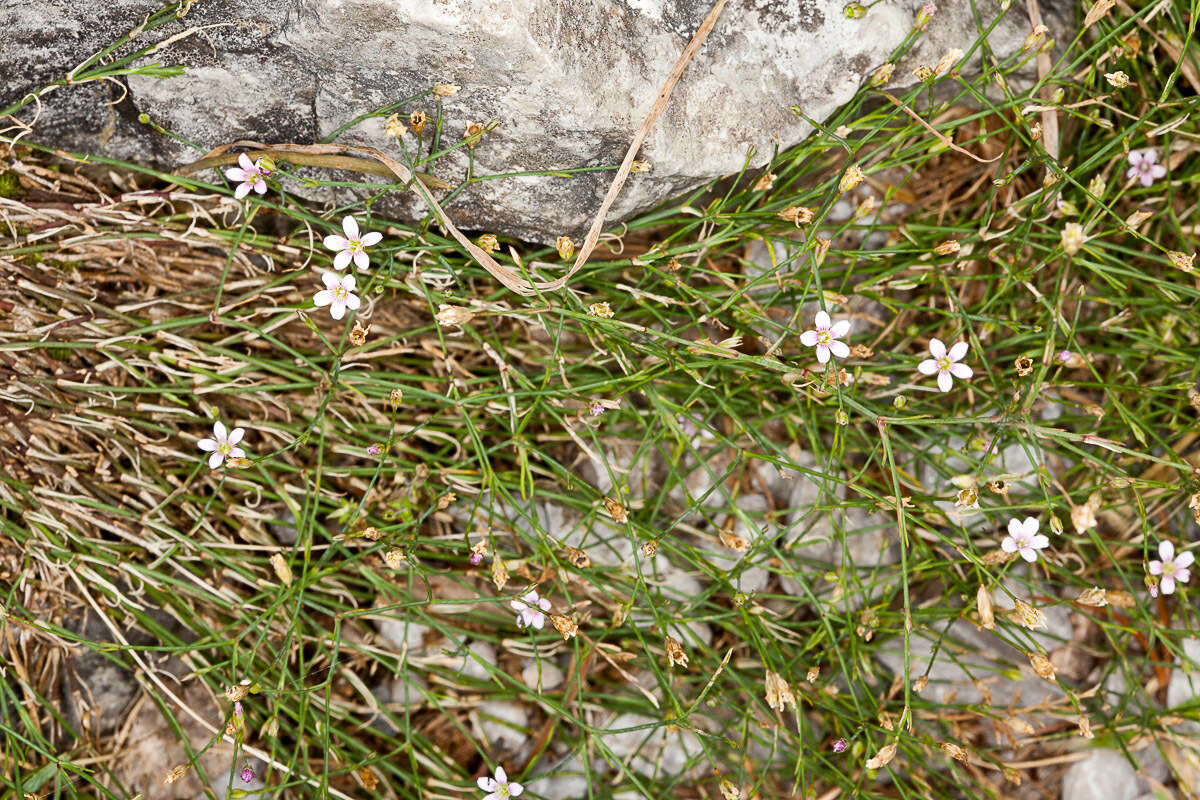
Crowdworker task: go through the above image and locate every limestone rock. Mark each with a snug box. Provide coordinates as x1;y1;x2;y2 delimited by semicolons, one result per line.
1061;749;1140;800
3;0;1068;243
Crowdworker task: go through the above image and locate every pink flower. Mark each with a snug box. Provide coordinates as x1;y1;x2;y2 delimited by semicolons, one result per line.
469;551;483;566
224;153;269;200
240;766;254;783
917;338;972;393
511;589;551;630
832;738;848;753
478;766;523;800
1148;540;1193;595
323;216;383;272
1127;149;1167;187
799;311;851;364
1001;517;1049;563
197;421;247;469
313;271;361;320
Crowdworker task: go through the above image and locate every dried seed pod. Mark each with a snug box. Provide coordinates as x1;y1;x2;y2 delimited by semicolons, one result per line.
664;635;688;669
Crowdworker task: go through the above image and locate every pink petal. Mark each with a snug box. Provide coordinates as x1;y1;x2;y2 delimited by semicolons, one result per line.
828;340;850;359
322;271;341;290
510;598;525;611
531;614;545;629
1128;151;1143;167
509;782;524;796
948;341;969;362
345;293;361;311
495;768;507;784
917;359;938;375
353;250;370;271
229;447;245;459
1140;173;1153;188
1007;518;1024;537
949;362;973;380
342;216;359;239
478;777;496;792
227;428;245;446
238;153;254;171
799;330;819;347
538;598;551;611
1149;560;1163;576
342;274;357;291
1160;541;1175;562
830;319;851;338
313;290;332;307
1020;547;1038;563
225;167;248;182
814;310;831;330
815;344;830;364
928;338;946;359
1140;149;1157;165
197;439;218;452
1031;534;1049;549
1174;567;1190;584
1001;537;1018;553
208;451;224;469
234;183;251;200
1150;164;1166;179
937;370;953;393
360;231;383;246
1161;576;1176;595
333;250;352;271
254;181;268;194
1126;167;1140;182
213;421;227;441
1176;551;1195;569
330;300;347;320
323;235;348;251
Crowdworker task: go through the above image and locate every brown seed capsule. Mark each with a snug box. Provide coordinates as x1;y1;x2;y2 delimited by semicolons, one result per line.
384;548;407;569
603;496;628;523
362;526;383;541
719;528;750;553
389;387;404;410
164;765;190;785
409;110;427;134
563;546;590;569
491;557;508;590
977;585;995;629
436;492;456;511
436;305;475;327
385;114;404;138
1075;586;1108;607
664;635;688;669
550;613;578;640
1014;355;1033;376
357;767;380;790
1168;251;1196;273
270;553;292;585
806;665;820;682
1010;598;1047;630
641;540;659;558
940;742;969;764
587;302;614;319
839;164;865;193
477;233;499;253
753;172;776;192
349;319;368;347
466;122;484;146
865;742;897;770
433;82;460;97
1029;652;1056;680
777;205;815;226
935;239;961;256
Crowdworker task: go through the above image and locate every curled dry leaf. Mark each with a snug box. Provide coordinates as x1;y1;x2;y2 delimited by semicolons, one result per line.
865;742;898;770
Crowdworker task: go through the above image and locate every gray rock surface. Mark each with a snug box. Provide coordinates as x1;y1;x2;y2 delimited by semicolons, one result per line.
1061;749;1140;800
3;0;1067;243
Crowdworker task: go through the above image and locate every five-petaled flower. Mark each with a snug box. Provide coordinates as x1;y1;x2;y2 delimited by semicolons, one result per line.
800;311;851;364
1127;149;1167;187
225;153;270;200
313;271;361;320
1001;517;1050;563
1149;540;1193;595
511;589;551;630
918;338;972;393
323;216;383;272
478;766;523;800
197;421;247;469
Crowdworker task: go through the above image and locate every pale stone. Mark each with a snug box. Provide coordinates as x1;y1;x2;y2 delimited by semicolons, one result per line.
1061;749;1140;800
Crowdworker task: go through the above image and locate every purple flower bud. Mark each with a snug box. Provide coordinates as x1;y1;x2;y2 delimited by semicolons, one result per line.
367;443;383;456
233;701;243;718
241;766;254;783
1056;350;1073;365
589;402;605;417
832;738;848;753
469;552;483;566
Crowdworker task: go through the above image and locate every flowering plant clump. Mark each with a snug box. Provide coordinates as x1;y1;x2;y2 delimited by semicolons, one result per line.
917;338;972;393
1126;149;1167;187
1148;540;1193;595
511;589;551;630
478;766;523;800
799;311;851;364
224;153;270;200
323;216;383;272
313;271;361;320
1001;517;1050;563
197;421;247;469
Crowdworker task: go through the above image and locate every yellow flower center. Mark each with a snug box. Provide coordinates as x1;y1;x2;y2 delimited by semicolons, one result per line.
817;330;831;345
1163;562;1176;577
218;441;232;455
347;239;364;254
937;357;952;371
333;287;347;300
